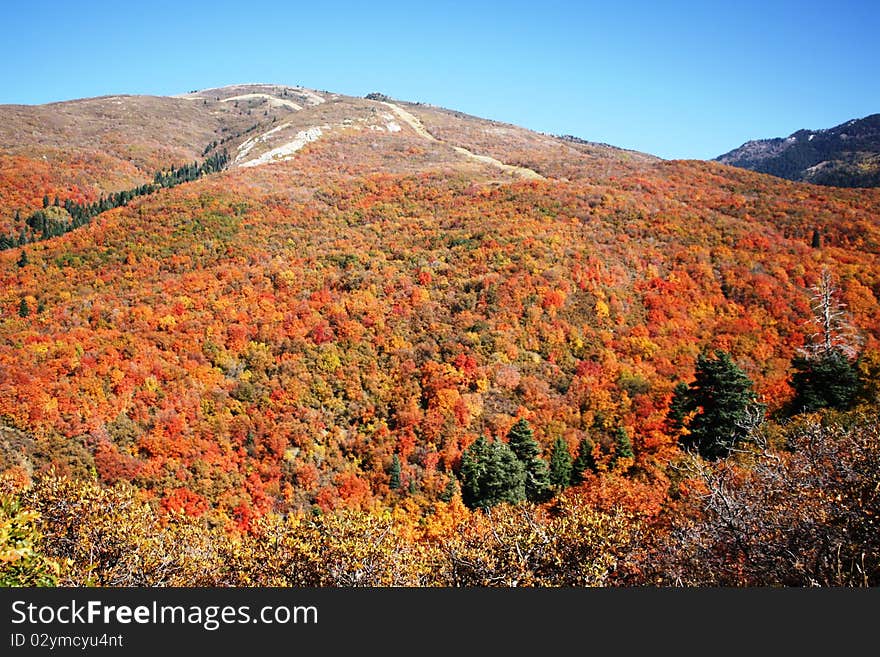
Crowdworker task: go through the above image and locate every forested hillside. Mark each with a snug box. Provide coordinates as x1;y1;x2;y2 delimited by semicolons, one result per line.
1;86;878;586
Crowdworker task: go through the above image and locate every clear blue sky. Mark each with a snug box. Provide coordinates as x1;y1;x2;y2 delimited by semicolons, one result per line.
1;0;877;159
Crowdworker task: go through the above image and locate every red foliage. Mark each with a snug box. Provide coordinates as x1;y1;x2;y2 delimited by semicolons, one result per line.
2;143;879;526
161;488;209;517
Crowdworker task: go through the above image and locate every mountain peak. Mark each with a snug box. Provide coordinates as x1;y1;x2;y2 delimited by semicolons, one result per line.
0;83;658;212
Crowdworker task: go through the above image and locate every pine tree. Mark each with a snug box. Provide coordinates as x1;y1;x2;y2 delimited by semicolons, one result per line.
667;381;692;432
16;250;28;268
786;269;862;415
670;350;764;460
481;440;526;508
459;436;490;509
506;418;551;502
609;427;634;471
790;349;860;414
571;437;596;485
42;194;49;209
614;427;634;460
18;298;30;318
548;436;573;490
388;454;401;490
459;437;526;509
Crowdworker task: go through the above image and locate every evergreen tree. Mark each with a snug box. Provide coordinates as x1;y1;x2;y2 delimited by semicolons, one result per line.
459;437;526;509
506;418;552;502
789;349;860;414
786;269;862;415
506;418;538;462
42;194;49;209
16;250;28;268
459;436;490;509
548;436;573;490
388;454;401;490
670;350;764;460
571;437;597;485
481;440;527;508
667;381;692;432
615;427;635;459
614;427;634;460
18;298;30;318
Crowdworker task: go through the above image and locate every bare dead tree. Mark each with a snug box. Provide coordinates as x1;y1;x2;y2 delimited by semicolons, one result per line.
800;267;862;359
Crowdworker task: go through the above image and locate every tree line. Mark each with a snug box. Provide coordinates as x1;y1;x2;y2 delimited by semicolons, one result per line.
1;150;228;251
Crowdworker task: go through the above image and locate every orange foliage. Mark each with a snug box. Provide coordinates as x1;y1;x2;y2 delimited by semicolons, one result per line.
1;147;879;526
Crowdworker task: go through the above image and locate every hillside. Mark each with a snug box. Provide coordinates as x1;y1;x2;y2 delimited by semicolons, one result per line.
1;85;879;586
716;113;880;187
0;84;655;238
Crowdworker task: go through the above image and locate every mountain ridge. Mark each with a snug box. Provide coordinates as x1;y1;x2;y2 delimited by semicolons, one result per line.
716;113;880;187
0;83;659;231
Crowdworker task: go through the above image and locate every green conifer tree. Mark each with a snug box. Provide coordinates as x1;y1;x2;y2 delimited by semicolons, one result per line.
459;436;490;509
389;454;401;490
481;440;526;508
667;381;692;432
459;437;526;509
506;418;552;502
610;427;634;470
669;350;764;460
548;436;573;490
790;349;860;413
571;437;597;485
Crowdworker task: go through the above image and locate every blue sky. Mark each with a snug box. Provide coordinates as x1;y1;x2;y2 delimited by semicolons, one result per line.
1;0;877;159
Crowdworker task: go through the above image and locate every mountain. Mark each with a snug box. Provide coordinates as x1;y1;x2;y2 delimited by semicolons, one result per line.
1;85;879;586
715;113;880;187
0;83;656;236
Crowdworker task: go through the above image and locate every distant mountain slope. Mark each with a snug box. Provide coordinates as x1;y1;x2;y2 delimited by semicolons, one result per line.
0;84;657;234
715;114;880;187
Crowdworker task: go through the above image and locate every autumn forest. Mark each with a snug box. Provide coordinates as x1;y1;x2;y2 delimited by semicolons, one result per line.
1;85;878;587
